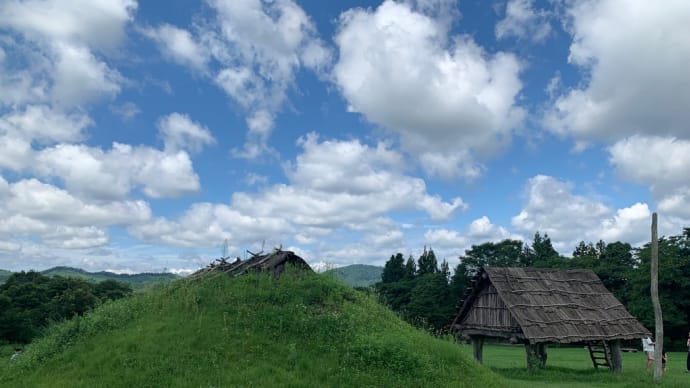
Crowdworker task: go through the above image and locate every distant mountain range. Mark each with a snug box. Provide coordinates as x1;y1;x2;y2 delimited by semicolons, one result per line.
323;264;382;287
0;266;179;288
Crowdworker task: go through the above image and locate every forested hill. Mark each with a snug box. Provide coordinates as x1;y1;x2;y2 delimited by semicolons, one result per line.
0;267;179;288
42;266;180;288
324;264;383;287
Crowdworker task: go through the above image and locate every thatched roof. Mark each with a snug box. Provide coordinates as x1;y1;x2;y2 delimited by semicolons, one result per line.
452;267;650;344
192;249;313;278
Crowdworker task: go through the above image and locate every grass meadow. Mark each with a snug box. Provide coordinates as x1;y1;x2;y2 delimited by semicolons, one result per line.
456;343;690;388
0;272;503;387
2;270;688;387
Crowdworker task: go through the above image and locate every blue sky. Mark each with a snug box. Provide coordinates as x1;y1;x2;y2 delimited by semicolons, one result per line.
1;0;689;274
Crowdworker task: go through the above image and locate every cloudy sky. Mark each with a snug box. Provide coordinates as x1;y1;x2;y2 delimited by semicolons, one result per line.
1;0;689;274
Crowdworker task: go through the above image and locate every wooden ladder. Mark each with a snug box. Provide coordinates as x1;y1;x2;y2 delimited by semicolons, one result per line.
587;341;612;369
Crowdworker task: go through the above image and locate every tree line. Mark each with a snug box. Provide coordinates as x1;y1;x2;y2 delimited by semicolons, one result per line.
0;271;133;344
376;228;690;350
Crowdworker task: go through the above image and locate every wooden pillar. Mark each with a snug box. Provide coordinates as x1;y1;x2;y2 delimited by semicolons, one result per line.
609;339;622;374
525;343;537;371
651;212;664;383
537;343;548;368
525;343;547;370
470;335;484;364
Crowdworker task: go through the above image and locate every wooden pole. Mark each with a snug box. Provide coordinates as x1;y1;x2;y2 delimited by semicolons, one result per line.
537;343;548;368
525;343;546;370
471;335;484;364
651;212;663;383
609;339;622;374
525;343;537;371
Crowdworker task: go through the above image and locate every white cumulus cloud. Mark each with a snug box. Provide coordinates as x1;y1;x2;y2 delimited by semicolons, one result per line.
143;0;332;158
0;0;136;107
157;112;215;154
0;105;91;144
609;136;690;191
609;135;690;221
334;0;525;179
142;23;208;70
544;0;690;141
34;143;201;200
130;134;466;251
0;175;151;250
510;175;680;253
0;0;136;50
495;0;552;43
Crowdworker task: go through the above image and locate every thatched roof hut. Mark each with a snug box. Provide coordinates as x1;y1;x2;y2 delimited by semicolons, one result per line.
451;267;650;372
193;249;313;278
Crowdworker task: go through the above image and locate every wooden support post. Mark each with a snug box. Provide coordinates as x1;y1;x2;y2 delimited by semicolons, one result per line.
525;343;536;371
609;339;622;374
525;343;537;371
525;343;548;370
471;335;484;364
537;343;548;368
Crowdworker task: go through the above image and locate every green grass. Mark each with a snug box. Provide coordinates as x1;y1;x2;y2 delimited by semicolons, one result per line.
9;269;683;387
456;344;690;387
0;270;503;387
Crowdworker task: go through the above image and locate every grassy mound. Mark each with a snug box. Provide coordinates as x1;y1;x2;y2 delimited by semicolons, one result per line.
1;269;504;387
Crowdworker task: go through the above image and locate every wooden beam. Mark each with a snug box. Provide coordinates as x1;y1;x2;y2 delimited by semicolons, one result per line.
455;328;525;339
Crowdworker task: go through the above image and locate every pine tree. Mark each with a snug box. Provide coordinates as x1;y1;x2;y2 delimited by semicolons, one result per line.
531;232;561;267
417;247;438;276
404;255;417;279
440;259;450;283
381;253;405;283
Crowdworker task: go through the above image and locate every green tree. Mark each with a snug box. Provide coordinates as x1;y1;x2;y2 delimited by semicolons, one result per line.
48;277;99;320
626;233;690;347
381;253;406;283
529;232;564;268
403;255;416;280
570;240;599;269
440;259;450;283
94;279;133;301
0;271;133;344
405;273;453;332
449;239;528;315
573;240;598;258
417;247;438;276
595;240;607;256
596;241;634;301
449;262;469;309
458;239;527;276
0;272;51;342
377;253;414;313
376;280;416;312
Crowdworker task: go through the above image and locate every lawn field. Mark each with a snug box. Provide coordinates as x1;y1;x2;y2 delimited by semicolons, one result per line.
456;344;690;388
